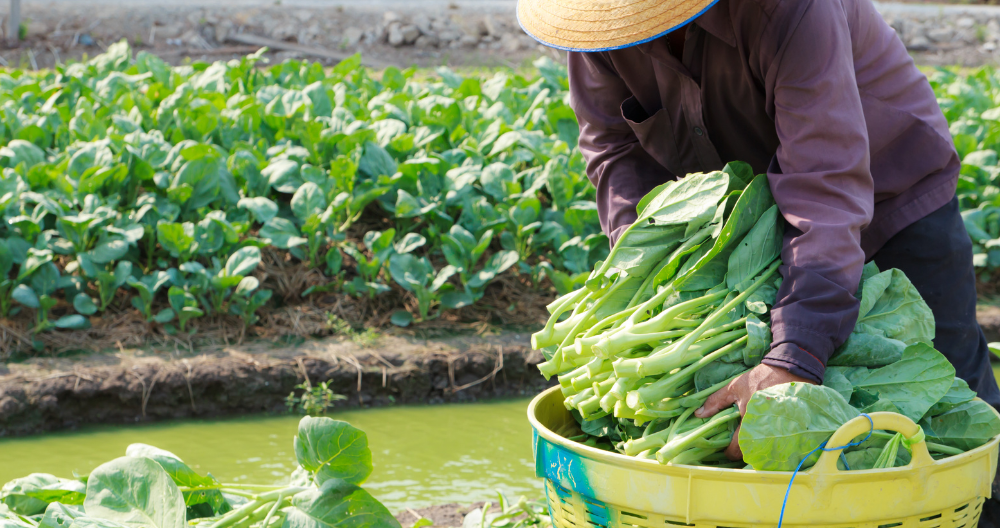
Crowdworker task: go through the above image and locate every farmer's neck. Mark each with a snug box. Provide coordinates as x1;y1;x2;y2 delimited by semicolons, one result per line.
666;24;689;61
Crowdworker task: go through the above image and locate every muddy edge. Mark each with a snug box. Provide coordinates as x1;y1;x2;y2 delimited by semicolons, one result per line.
0;332;556;437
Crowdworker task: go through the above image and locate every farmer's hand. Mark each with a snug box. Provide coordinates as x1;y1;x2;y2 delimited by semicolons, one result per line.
694;363;815;461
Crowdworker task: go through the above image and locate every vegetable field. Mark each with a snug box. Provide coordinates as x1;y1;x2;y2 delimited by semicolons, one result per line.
2;44;1000;356
0;42;604;355
932;67;1000;279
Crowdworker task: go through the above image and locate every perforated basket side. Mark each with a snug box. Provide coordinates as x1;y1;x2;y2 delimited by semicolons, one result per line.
543;479;985;528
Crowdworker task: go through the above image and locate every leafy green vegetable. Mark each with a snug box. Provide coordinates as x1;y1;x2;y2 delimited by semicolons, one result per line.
740;383;859;471
1;416;397;528
0;43;604;351
920;400;1000;451
294;416;373;486
83;457;185;528
847;343;954;422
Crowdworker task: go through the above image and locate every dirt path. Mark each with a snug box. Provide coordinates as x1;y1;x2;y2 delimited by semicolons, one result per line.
0;330;554;437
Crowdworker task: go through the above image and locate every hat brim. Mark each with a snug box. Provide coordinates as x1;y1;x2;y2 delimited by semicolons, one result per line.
517;0;719;52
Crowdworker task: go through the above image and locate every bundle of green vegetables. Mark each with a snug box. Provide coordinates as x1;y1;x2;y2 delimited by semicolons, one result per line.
0;417;402;528
534;162;1000;471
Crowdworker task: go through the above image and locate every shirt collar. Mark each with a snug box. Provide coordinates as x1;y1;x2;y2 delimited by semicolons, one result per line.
693;0;736;48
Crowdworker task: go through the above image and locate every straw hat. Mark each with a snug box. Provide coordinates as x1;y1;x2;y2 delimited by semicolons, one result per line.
517;0;719;52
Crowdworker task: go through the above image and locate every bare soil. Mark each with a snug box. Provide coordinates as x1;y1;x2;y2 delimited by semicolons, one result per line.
0;330;555;437
395;502;485;528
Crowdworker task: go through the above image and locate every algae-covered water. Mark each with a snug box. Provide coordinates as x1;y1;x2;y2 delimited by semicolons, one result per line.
0;399;540;512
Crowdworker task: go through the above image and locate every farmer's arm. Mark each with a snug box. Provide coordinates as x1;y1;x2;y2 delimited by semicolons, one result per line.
697;0;875;457
568;51;674;246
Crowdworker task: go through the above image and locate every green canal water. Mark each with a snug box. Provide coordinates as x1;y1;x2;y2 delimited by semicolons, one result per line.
0;399;540;512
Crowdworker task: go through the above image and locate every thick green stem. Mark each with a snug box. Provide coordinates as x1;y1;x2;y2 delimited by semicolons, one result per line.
615;329;747;380
656;409;739;464
593;376;616;397
618;261;777;380
692;430;733;449
592;290;728;358
669;447;717;466
677;371;745;408
626;335;749;407
532;287;591;349
208;488;307;528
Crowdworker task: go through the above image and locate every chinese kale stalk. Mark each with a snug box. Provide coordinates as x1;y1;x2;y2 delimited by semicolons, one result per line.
0;417;402;528
537;163;1000;471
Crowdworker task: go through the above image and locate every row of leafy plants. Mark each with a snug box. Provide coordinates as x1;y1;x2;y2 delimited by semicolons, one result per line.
5;45;1000;351
0;41;607;349
933;67;1000;281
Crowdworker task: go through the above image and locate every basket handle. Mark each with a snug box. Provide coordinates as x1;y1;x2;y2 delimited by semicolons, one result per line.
812;411;935;473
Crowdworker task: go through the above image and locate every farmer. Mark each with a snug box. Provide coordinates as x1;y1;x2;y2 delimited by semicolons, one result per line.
518;0;1000;521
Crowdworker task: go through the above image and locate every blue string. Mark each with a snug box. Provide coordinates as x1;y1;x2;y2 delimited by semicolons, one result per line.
776;413;874;528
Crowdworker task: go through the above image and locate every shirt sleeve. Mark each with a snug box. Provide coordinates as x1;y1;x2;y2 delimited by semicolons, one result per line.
567;51;675;246
759;0;875;383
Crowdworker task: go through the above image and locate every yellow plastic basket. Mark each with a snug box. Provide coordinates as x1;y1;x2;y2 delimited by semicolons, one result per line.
528;386;1000;528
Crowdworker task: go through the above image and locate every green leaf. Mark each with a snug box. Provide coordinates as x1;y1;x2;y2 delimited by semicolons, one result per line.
636;170;730;227
1;474;85;515
83;456;185;528
726;205;783;291
262;159;302;194
39;502;85;528
694;361;747;392
394;233;426;254
225;247;262;277
12;284;39;309
358;141;397;178
606;224;687;278
89;240;129;264
73;293;97;315
0;139;46;169
259;218;308;249
291;182;328;222
823;367;855;403
849;343;955;422
743;315;771;366
467;250;519;288
156;223;195;259
294;416;373;486
284;479;400;528
827;333;905;367
55;315;90;329
920;400;1000;451
390;310;413;327
674;174;774;290
153;309;175;324
388;253;431;291
237;197;278;224
925;377;978;418
740;383;859;471
124;444;216;488
853;268;935;346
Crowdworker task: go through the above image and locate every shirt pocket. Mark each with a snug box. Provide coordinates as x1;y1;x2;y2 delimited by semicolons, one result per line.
620;95;682;176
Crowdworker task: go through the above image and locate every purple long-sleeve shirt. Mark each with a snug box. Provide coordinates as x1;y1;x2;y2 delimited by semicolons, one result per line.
568;0;959;382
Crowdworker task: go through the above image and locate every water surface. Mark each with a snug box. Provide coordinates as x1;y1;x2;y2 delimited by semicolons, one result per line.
0;399;540;512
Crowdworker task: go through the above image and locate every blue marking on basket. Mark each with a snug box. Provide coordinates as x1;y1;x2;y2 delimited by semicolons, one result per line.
534;430;595;500
776;413;874;528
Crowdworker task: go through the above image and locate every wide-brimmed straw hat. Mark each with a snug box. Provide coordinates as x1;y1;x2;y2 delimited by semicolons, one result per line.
517;0;719;52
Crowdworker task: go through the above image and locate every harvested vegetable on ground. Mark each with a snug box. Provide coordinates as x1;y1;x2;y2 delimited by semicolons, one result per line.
0;417;401;528
535;164;1000;471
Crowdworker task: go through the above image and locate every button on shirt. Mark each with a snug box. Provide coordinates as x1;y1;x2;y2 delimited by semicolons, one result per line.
568;0;959;382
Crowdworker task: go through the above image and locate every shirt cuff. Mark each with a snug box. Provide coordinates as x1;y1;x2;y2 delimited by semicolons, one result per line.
763;342;826;384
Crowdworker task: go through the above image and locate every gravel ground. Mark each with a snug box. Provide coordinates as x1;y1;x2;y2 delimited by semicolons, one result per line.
0;1;998;69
